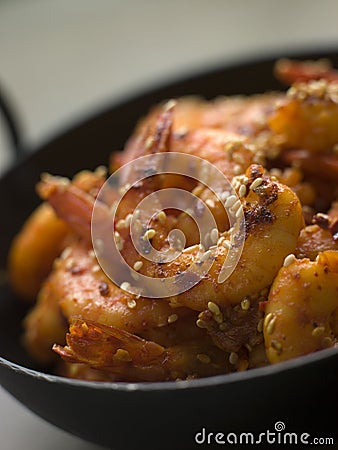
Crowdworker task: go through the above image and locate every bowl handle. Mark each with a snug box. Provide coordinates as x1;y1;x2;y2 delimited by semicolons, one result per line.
0;84;25;160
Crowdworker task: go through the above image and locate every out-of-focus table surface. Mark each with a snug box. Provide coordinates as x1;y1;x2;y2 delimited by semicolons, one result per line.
0;1;337;448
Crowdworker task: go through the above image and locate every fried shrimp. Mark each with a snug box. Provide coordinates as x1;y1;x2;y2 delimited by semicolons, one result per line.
115;93;280;170
161;165;304;312
264;251;338;364
275;58;338;85
8;169;106;301
8;203;69;302
38;164;303;313
269;80;338;153
31;164;303;365
23;241;196;363
54;318;231;382
9;58;338;381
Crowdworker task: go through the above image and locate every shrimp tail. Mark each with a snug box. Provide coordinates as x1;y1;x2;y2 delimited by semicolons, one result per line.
37;174;109;242
275;58;338;85
53;318;168;382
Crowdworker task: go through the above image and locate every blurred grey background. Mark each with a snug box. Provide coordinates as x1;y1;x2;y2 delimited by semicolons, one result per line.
0;0;337;448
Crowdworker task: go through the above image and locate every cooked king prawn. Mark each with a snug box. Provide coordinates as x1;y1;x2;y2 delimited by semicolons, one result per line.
8;59;338;381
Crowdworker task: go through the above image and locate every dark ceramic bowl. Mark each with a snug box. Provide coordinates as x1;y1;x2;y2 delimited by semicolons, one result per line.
0;50;337;450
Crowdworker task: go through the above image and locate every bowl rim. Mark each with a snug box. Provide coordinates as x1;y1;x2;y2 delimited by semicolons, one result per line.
1;347;337;392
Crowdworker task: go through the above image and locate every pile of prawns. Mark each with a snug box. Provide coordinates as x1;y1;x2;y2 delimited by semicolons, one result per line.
8;59;338;382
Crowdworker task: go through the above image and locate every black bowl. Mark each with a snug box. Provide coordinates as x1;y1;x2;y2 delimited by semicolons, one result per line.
0;50;338;450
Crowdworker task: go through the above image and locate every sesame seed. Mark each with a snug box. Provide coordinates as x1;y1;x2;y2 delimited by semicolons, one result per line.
118;183;131;195
208;301;221;315
222;239;231;250
92;264;100;273
65;258;74;270
266;316;277;335
220;191;229;202
114;349;132;362
264;312;273;327
157;210;167;224
183;244;199;254
233;164;242;175
196;353;211;364
312;326;325;337
214;314;224;324
53;258;61;269
120;282;131;291
125;213;132;227
164;99;177;111
114;231;124;251
81;322;89;332
145;136;154;149
241;298;251;311
60;247;72;260
192;184;204;197
224;195;237;208
271;340;282;352
232;153;245;164
133;261;143;271
168;314;178;324
196;319;208;329
250;177;263;190
235;205;243;218
229;352;238;365
205;198;215;208
245;343;252;352
270;168;282;178
116;219;127;230
127;299;137;309
210;228;219;244
231;199;241;213
283;253;296;267
231;179;240;190
200;250;212;262
257;318;264;333
239;184;247;198
94;165;107;177
143;229;156;240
